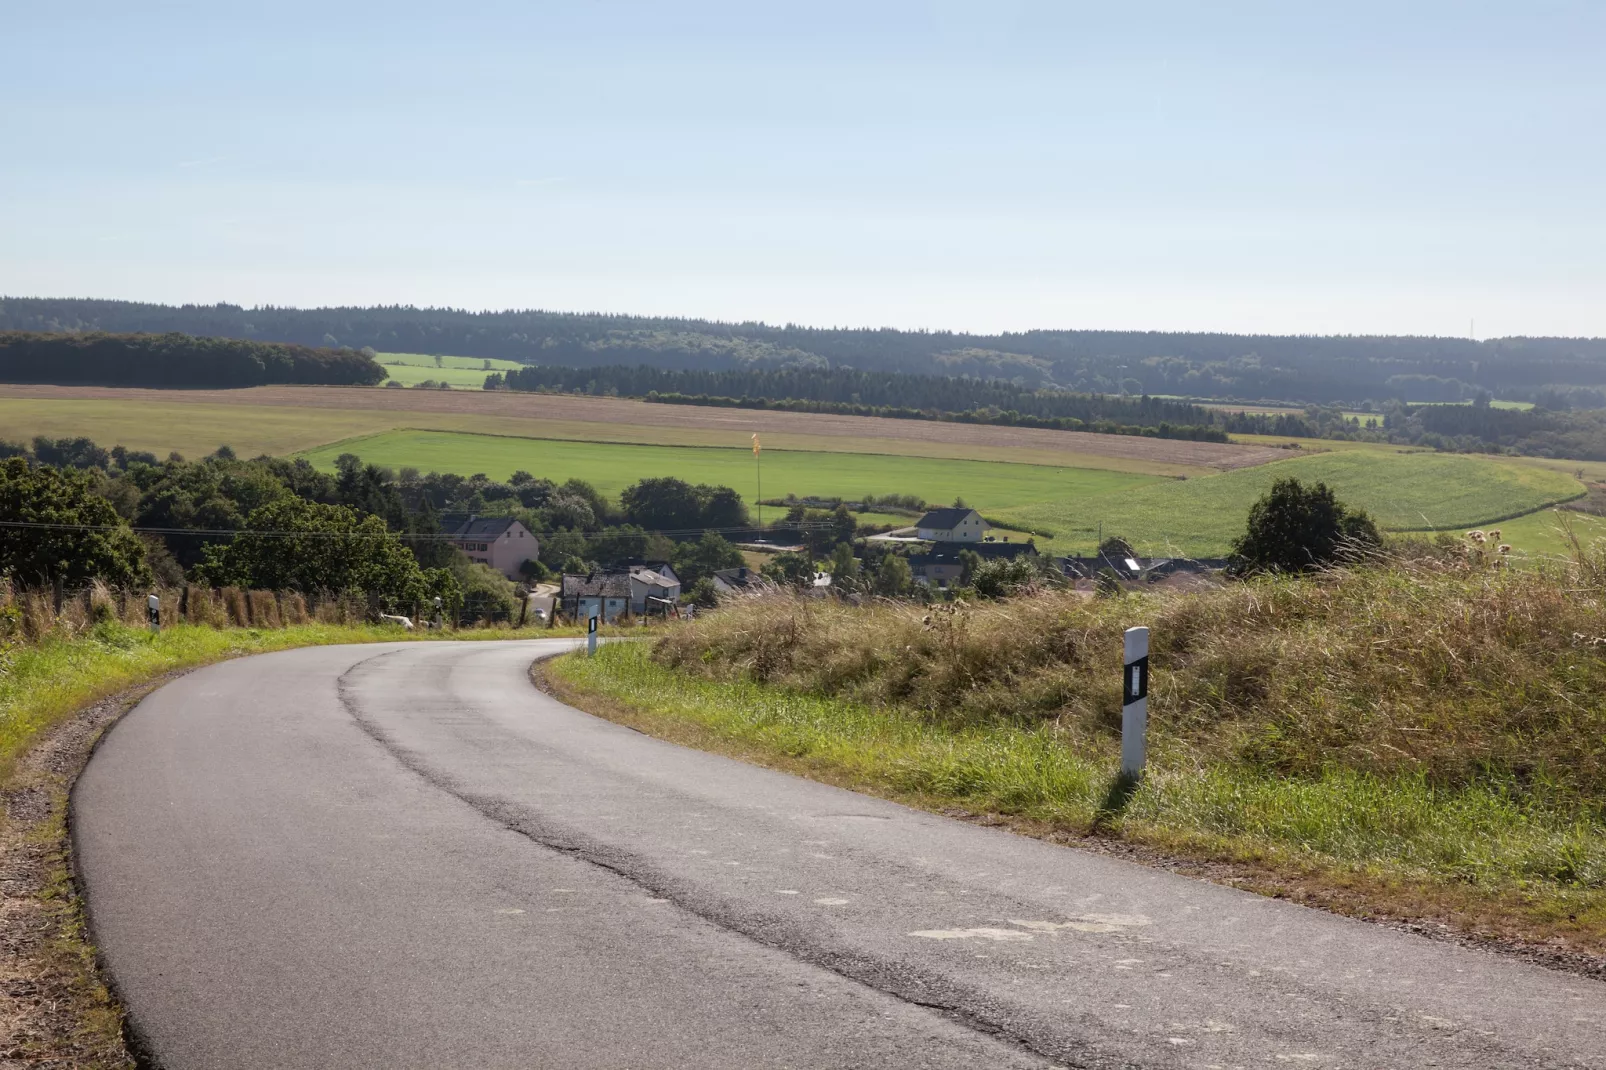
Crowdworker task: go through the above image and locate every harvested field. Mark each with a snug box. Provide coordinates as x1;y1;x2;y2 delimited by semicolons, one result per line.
0;385;1288;475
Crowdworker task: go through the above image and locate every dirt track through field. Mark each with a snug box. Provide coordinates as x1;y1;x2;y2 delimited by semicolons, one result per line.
0;385;1286;471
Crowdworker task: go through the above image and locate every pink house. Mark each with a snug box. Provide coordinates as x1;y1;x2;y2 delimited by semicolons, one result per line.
446;515;540;581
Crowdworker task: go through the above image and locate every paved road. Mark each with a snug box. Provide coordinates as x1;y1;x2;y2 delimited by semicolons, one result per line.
74;641;1606;1069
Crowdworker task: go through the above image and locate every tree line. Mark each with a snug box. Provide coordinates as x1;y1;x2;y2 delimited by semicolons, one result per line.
0;331;386;388
0;436;775;618
1221;397;1606;461
7;296;1606;405
493;363;1229;441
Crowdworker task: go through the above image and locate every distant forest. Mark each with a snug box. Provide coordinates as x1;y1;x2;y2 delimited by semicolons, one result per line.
497;364;1227;441
0;331;385;388
495;363;1606;460
7;296;1606;406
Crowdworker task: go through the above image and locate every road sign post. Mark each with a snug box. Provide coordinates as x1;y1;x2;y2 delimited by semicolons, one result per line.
1121;626;1149;778
587;612;599;656
147;593;161;634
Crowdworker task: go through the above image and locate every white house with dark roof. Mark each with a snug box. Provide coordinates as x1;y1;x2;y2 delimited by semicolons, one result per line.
443;514;539;581
561;571;632;623
914;507;989;543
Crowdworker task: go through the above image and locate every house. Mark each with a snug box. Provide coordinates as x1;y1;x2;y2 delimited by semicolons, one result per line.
910;540;1036;588
915;508;989;543
629;565;681;615
443;514;539;581
561;571;632;623
1056;555;1227;582
711;566;764;594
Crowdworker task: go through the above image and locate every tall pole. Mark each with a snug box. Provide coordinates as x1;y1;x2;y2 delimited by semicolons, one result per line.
753;433;762;529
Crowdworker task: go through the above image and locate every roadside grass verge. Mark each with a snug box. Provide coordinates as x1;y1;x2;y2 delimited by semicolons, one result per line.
548;557;1606;958
0;620;583;778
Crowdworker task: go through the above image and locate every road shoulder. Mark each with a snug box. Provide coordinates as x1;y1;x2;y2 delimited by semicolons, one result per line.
0;680;169;1069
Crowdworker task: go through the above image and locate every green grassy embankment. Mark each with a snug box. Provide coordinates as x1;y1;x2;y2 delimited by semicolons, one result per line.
995;449;1584;556
548;556;1606;955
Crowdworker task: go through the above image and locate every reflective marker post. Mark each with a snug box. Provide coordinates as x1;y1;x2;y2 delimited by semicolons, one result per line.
147;593;161;634
587;612;599;657
1121;626;1149;779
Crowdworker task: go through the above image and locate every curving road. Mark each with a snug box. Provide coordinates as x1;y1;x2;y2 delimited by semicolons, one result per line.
74;640;1606;1069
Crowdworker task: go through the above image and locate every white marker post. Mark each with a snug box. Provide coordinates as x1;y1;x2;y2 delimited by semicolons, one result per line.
147;593;161;634
587;611;599;656
1121;626;1149;779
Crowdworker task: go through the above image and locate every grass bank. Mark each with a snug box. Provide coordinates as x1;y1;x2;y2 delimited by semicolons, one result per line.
548;555;1606;959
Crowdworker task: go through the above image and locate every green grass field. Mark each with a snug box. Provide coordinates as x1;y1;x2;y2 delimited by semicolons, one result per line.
375;352;522;388
298;429;1159;512
994;450;1584;556
1491;507;1606;558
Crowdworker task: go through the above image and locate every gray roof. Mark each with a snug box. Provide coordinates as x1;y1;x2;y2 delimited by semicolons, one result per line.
443;514;522;539
916;508;981;530
562;572;632;598
914;541;1034;564
712;567;761;589
631;568;679;590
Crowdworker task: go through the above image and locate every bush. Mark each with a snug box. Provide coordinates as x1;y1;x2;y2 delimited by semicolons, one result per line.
1232;477;1381;573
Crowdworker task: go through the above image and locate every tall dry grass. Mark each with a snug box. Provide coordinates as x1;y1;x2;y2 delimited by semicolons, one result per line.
0;582;377;645
655;550;1606;809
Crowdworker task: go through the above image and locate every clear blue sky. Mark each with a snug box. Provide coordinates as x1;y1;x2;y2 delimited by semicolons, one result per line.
5;1;1603;337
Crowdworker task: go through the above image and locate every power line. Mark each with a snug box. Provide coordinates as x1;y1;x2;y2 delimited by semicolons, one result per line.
0;519;831;541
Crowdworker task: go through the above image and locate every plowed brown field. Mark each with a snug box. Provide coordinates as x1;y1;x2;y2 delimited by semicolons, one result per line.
0;385;1287;475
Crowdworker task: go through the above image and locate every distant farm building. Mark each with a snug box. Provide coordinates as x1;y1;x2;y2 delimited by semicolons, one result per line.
915;508;989;543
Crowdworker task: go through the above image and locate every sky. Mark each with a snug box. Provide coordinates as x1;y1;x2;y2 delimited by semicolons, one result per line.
4;1;1604;338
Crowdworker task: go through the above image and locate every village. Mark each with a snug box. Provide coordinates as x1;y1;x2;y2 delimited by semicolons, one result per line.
437;503;1225;626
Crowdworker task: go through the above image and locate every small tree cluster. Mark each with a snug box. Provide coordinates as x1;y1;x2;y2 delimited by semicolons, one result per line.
1232;477;1381;573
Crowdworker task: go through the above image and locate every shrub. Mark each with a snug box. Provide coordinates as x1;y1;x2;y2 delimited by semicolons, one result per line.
1232;477;1381;573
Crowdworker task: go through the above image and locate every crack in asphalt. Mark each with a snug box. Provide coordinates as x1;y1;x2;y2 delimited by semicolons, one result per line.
334;650;1099;1070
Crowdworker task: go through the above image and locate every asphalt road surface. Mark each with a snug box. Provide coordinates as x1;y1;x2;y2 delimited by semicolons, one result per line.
74;640;1606;1069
